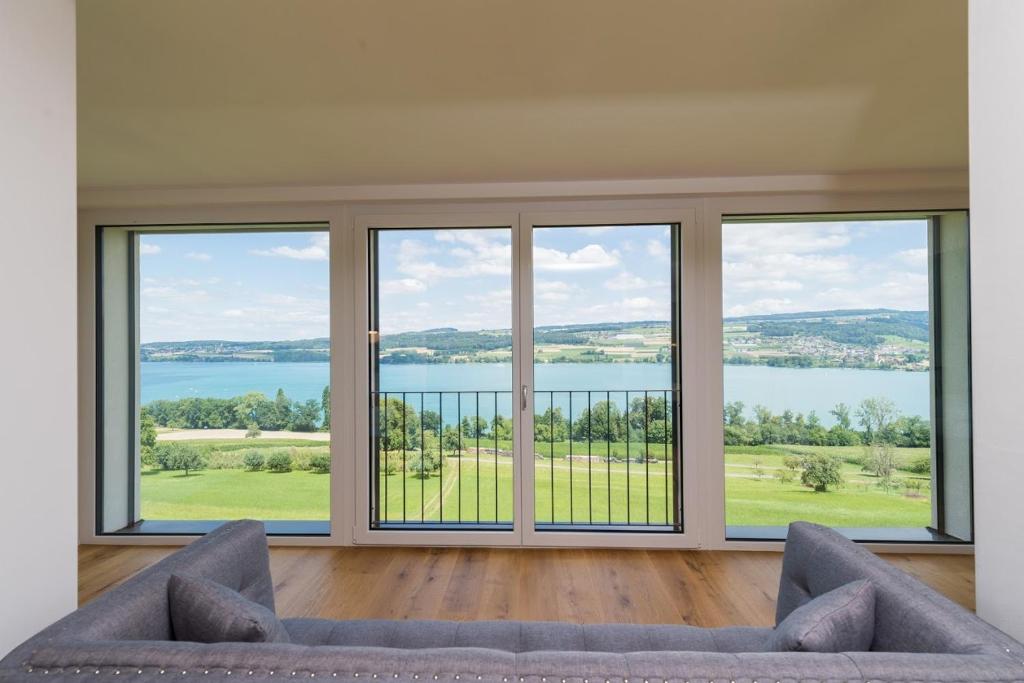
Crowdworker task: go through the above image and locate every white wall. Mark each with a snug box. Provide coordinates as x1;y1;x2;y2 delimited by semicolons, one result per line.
970;0;1024;642
0;0;78;657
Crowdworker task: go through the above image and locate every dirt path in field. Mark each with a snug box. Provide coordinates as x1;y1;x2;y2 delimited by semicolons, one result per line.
156;428;330;442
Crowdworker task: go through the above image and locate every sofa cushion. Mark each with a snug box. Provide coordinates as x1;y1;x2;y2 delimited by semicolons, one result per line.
282;619;773;653
169;574;290;644
770;579;875;652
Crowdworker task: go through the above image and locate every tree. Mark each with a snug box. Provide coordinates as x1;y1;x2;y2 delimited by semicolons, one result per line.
534;406;568;443
441;426;462;457
321;385;331;431
379;397;421;451
460;415;488;440
572;400;623;442
753;405;782;444
627;395;669;443
830;403;852;430
724;401;746;426
857;396;898;443
140;409;158;467
271;388;293;431
408;450;438;479
289;399;321;432
421;410;441;435
799;453;844;492
155;442;207;477
234;392;273;429
491;414;512;441
245;423;262;438
826;424;860;446
862;440;898;488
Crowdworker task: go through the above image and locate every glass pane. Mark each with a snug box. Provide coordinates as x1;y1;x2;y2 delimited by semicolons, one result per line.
722;217;936;535
532;224;680;530
138;229;330;522
369;227;514;528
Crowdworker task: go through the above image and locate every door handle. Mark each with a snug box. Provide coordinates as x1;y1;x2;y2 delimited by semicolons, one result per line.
521;384;528;411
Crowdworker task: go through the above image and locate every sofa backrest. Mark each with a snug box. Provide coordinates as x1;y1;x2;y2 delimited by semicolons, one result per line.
777;522;1020;657
1;520;273;669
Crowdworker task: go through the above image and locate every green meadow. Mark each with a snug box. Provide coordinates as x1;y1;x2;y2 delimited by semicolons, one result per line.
141;439;931;528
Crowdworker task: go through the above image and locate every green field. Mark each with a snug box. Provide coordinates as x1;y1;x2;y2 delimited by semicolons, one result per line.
141;439;932;528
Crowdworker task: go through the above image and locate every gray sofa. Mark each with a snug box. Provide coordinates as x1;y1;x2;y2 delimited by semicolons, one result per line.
3;520;1023;683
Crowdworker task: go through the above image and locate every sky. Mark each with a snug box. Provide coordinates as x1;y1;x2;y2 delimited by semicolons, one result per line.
376;225;674;334
137;219;930;342
722;219;929;318
139;231;329;343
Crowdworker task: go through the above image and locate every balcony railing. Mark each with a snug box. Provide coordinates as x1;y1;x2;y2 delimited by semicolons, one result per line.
370;389;681;532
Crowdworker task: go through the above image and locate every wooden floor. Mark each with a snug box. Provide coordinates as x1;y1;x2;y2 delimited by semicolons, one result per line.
79;545;974;628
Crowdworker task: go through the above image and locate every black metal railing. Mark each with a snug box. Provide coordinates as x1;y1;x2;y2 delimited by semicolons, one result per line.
369;389;681;532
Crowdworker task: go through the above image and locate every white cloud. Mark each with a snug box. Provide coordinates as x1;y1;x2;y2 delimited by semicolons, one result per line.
725;298;795;317
646;239;669;260
605;271;653;291
731;278;804;293
140;285;209;304
251;234;329;261
721;220;932;316
724;253;855;286
381;278;427;295
896;248;928;267
534;294;670;327
574;226;619;236
141;286;178;298
722;222;852;257
465;288;512;305
139;244;161;255
535;280;577;302
395;233;512;282
185;252;212;261
534;244;619;272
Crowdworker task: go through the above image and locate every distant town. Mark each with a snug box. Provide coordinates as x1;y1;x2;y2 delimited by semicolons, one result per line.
140;308;929;371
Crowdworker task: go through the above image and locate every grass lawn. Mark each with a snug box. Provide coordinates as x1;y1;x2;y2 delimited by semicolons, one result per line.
141;468;330;520
141;438;933;529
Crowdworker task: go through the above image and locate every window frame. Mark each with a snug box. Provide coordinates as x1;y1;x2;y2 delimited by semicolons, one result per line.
82;205;350;547
718;210;972;544
77;191;973;553
703;195;973;552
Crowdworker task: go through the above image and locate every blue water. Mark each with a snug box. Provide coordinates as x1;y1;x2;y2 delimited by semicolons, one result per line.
141;361;930;426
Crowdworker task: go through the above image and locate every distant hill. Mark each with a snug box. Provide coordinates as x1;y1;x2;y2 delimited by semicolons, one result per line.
724;309;928;346
140;338;329;362
139;310;929;367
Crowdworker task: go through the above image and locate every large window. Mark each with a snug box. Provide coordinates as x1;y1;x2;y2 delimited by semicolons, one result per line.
90;204;971;547
722;212;971;542
97;225;330;534
363;216;688;538
368;227;515;529
531;224;681;531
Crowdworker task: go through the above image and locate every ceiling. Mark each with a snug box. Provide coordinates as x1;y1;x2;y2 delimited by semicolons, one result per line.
77;0;967;190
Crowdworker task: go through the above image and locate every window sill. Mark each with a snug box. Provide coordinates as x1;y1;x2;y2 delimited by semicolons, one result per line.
107;520;330;537
726;525;970;544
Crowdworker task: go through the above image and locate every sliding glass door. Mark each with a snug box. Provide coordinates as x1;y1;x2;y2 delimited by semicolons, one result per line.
529;223;682;531
367;226;515;530
360;209;697;546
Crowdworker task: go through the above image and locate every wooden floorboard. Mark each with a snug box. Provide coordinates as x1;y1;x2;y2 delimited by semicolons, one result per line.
78;545;975;628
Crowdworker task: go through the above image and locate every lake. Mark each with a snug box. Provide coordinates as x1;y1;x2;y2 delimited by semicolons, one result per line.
141;361;930;426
